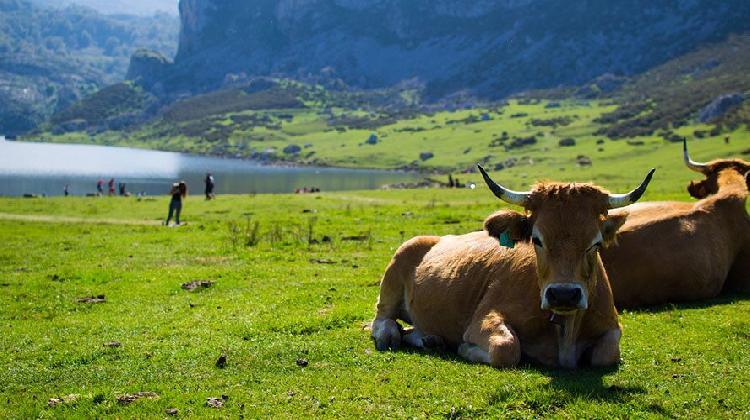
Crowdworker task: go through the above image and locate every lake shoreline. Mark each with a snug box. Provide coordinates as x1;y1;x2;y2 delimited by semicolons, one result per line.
0;140;422;196
13;138;440;175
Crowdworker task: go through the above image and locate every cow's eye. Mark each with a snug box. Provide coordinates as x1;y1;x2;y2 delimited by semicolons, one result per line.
532;236;543;248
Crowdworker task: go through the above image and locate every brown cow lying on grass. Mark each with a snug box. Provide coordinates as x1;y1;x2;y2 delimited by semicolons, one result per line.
371;165;655;369
603;141;750;308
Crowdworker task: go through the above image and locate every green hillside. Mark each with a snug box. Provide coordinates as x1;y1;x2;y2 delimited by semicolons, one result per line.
593;35;750;139
0;0;178;135
33;95;749;191
29;36;750;178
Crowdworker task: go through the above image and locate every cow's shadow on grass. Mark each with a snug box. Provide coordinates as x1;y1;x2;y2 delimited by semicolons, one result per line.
394;344;663;415
528;365;648;410
620;291;750;314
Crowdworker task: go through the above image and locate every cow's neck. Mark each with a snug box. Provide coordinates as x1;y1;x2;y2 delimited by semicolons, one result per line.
551;311;584;368
717;170;750;196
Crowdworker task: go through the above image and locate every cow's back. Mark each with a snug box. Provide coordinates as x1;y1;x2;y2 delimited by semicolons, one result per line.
603;201;738;307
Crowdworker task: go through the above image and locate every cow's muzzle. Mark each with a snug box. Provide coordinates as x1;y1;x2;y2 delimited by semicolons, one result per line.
541;283;587;313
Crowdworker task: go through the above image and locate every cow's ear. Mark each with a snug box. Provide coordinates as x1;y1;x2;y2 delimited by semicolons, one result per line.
601;213;628;246
484;210;530;242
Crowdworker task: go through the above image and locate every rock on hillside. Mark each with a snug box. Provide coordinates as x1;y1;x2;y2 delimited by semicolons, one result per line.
165;0;750;98
698;93;745;123
126;49;172;92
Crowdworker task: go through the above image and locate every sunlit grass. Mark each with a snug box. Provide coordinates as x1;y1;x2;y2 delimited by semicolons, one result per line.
0;185;748;417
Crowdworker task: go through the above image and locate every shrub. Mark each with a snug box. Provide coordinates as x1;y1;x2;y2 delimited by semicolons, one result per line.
558;138;576;147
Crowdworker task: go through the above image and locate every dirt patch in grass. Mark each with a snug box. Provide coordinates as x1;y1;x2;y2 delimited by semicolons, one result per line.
47;394;79;407
77;295;106;304
181;280;214;291
117;391;159;405
0;213;161;226
206;395;229;408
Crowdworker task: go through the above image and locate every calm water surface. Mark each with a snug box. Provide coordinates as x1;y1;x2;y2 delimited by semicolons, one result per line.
0;140;419;196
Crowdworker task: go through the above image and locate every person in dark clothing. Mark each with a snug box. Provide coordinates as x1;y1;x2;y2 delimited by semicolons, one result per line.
64;184;70;197
96;179;104;195
165;181;187;226
108;178;115;196
204;173;215;200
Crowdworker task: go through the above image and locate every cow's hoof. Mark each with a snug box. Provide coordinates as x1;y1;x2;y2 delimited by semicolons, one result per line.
458;342;492;364
371;318;401;351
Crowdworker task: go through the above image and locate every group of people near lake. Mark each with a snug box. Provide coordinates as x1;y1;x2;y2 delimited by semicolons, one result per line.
60;173;218;227
295;186;321;194
63;179;129;197
91;178;129;196
95;178;116;196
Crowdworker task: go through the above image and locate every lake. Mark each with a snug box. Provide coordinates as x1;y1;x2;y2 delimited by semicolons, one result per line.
0;140;419;196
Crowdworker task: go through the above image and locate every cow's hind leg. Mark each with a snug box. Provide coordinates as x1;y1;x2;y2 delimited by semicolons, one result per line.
460;311;521;368
371;236;440;351
725;246;750;293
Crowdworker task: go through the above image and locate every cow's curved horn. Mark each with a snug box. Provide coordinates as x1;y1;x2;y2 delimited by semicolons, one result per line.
683;139;709;174
477;164;530;206
608;168;656;209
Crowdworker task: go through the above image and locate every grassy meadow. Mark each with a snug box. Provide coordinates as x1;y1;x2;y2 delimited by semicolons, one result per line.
1;162;749;417
35;98;750;175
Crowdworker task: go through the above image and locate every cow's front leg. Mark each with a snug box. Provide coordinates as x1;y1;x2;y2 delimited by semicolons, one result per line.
459;311;521;368
402;328;446;349
371;318;402;351
589;328;621;367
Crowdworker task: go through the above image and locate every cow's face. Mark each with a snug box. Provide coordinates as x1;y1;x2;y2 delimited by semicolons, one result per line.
527;194;626;314
687;162;750;199
479;165;654;314
683;140;749;199
484;189;626;314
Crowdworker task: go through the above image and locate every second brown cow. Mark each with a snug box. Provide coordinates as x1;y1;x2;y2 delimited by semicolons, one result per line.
603;140;750;307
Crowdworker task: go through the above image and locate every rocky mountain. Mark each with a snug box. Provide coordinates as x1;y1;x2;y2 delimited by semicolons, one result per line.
32;0;178;16
147;0;750;99
0;0;178;135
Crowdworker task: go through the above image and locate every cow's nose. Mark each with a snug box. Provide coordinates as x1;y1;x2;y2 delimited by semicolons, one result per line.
545;286;583;308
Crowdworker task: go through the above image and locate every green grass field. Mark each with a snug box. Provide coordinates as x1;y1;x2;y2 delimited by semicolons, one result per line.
1;176;749;417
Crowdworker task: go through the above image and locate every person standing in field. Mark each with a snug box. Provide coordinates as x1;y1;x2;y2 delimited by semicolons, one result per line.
165;181;187;226
108;178;115;196
64;184;70;197
204;173;215;200
96;179;104;195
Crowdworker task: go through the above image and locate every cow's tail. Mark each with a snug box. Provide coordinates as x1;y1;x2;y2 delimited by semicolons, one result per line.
372;236;440;350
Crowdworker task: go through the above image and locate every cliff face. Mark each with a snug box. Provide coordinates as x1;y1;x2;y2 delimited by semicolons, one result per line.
168;0;750;98
126;49;172;92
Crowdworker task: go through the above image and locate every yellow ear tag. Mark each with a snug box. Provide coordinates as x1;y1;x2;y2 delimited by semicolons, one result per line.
499;231;515;248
